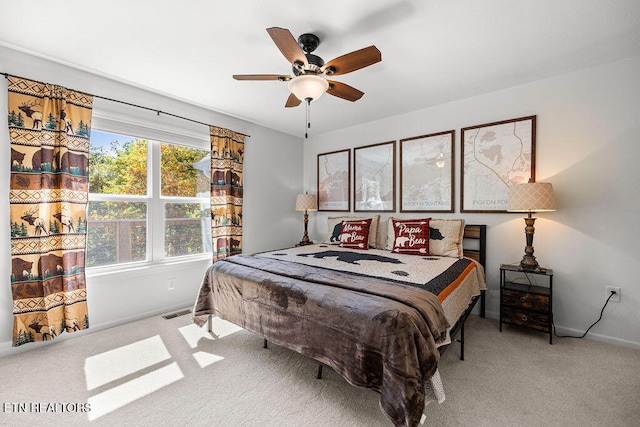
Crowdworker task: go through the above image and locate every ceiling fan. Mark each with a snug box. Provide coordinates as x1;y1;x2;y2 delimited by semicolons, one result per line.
233;27;382;108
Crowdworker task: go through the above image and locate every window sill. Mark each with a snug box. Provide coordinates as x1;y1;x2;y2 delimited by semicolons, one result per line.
86;254;212;279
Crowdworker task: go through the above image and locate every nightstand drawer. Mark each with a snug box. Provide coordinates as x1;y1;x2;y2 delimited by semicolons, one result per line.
502;307;549;332
502;289;549;313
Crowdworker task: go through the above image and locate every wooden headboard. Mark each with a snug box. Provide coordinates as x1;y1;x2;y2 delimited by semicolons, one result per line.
463;224;487;268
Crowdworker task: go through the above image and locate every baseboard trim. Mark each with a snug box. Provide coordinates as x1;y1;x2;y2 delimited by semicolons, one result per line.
0;302;192;358
552;325;640;350
483;310;640;350
3;305;638;357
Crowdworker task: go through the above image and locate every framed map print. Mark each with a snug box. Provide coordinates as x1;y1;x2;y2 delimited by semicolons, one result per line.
354;141;396;212
317;149;350;211
461;115;536;213
400;130;454;212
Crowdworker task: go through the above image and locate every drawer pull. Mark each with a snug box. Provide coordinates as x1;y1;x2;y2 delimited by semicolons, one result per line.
521;315;528;322
520;296;527;302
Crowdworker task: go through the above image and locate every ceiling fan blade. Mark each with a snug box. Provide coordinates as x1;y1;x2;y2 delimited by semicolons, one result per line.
266;27;308;68
322;46;381;76
327;80;364;102
285;93;302;108
233;74;291;81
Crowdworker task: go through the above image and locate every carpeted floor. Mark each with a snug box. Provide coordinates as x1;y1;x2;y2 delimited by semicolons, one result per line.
0;312;638;426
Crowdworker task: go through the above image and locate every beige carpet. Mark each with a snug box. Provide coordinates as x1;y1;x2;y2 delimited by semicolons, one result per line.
0;312;638;426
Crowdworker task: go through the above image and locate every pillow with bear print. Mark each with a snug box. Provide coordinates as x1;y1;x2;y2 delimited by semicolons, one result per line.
325;215;380;248
391;218;431;255
338;218;372;250
429;218;465;258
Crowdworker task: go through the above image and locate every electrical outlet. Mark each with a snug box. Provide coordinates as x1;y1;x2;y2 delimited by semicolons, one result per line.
606;286;620;303
168;278;176;291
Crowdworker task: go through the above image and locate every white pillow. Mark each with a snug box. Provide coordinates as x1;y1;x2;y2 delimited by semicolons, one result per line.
429;219;465;258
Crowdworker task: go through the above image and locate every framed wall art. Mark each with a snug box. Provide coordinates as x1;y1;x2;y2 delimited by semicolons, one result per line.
317;149;350;211
461;115;536;213
400;130;454;212
354;141;396;212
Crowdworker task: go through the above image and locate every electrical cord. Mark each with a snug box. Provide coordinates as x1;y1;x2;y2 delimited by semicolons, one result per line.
552;290;617;339
504;267;616;339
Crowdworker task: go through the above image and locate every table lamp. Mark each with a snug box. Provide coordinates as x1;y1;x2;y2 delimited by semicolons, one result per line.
507;181;556;271
296;193;317;246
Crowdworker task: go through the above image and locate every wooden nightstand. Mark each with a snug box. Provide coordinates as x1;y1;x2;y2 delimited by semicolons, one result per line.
500;264;554;344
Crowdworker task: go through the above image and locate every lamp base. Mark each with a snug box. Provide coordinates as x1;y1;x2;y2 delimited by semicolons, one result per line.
519;254;539;271
299;211;313;246
519;215;539;271
298;238;314;246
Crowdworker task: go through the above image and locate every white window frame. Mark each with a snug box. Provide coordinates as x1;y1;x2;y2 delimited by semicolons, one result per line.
87;114;211;274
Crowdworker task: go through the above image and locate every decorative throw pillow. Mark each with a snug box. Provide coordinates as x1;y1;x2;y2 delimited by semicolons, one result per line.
326;215;380;248
429;219;465;258
384;217;465;258
391;218;431;255
339;218;372;250
385;217;413;250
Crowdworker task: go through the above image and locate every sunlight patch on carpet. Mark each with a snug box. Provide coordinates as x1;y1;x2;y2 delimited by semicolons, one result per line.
178;317;243;349
87;362;184;421
84;335;171;390
192;351;225;368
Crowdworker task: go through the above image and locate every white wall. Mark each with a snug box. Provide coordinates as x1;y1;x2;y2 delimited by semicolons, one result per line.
2;45;637;354
304;56;640;348
0;46;303;356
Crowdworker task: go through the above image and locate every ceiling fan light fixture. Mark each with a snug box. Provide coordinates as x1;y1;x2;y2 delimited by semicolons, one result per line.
288;74;329;102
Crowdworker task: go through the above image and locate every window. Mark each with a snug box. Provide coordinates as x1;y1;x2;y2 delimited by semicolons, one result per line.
87;130;210;268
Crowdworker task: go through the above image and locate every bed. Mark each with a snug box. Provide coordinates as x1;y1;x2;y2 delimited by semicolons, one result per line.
193;219;486;427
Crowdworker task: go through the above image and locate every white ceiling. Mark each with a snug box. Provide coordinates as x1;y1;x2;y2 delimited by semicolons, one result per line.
1;0;640;137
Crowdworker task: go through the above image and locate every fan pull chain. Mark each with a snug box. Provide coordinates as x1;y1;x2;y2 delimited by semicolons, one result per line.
305;98;311;139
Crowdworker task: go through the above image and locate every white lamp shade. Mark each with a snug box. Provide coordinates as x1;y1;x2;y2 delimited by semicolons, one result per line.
508;182;556;212
296;193;318;211
288;75;329;102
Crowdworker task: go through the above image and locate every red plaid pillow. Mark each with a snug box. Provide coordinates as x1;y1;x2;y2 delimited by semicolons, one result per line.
339;218;372;250
391;218;431;255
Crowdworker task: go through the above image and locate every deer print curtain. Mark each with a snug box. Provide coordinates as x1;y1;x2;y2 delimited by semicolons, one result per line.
8;76;93;346
209;126;244;261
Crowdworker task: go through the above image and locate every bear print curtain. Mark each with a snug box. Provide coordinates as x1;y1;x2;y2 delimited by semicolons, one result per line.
8;76;92;346
209;126;244;261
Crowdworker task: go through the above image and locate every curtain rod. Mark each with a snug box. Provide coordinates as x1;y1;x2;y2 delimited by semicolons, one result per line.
2;72;250;138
